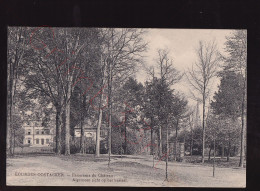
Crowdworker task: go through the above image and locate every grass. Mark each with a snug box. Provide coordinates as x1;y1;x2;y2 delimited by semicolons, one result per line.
6;153;246;187
59;153;108;162
9;147;246;169
10;146;54;155
184;155;246;168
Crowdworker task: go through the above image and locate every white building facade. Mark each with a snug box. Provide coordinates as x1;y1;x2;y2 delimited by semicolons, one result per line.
23;120;54;147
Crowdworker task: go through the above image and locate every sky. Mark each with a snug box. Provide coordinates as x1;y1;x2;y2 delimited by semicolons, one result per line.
135;29;235;108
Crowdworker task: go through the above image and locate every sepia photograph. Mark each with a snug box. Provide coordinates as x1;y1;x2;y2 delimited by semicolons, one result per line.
6;27;247;187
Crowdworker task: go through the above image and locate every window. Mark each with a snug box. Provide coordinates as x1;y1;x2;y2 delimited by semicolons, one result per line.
28;139;31;144
46;139;49;144
36;139;39;144
36;130;39;135
45;130;50;135
41;139;44;145
27;130;31;135
41;131;44;135
101;130;107;136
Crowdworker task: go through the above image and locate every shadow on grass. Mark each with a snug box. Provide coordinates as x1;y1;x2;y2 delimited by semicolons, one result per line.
59;154;108;162
184;155;246;168
110;161;153;169
7;153;55;159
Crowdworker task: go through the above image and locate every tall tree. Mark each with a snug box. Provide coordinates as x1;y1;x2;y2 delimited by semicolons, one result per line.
118;77;144;154
95;54;107;157
205;114;220;177
143;68;158;157
144;74;182;180
222;30;247;167
170;94;188;161
187;107;196;156
145;49;182;158
7;27;27;156
59;28;101;155
186;40;219;163
21;27;101;155
211;70;243;162
98;28;147;166
155;80;175;181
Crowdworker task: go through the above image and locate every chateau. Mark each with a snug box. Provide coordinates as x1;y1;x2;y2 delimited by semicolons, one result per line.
73;118;107;140
23;120;54;147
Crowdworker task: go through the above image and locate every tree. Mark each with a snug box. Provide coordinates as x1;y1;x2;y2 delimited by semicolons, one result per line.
143;49;183;181
186;40;220;163
187;107;196;156
97;28;147;166
170;94;188;161
21;27;68;155
10;111;24;154
143;76;159;158
21;27;101;155
145;49;182;158
58;28;101;155
145;78;181;180
222;30;247;167
206;114;219;177
7;27;27;156
69;34;103;155
116;77;144;155
211;70;243;162
94;54;107;157
156;80;175;181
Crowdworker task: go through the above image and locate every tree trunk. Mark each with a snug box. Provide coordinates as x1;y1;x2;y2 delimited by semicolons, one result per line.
239;88;245;167
80;92;87;154
150;118;153;155
213;135;216;177
221;143;224;158
190;127;193;156
124;114;127;155
108;92;112;158
95;105;102;157
7;31;21;156
202;88;206;163
183;133;186;156
8;71;16;156
9;102;14;156
55;77;63;155
158;126;162;158
80;118;85;154
208;147;211;161
227;134;231;162
96;54;105;157
64;79;72;155
175;119;179;161
108;59;112;167
7;100;12;156
120;120;123;159
165;120;169;181
55;106;62;155
65;102;71;155
7;65;11;156
12;129;16;154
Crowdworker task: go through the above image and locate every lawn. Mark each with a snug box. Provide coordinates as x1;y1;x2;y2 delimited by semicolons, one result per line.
6;153;246;187
184;155;246;168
